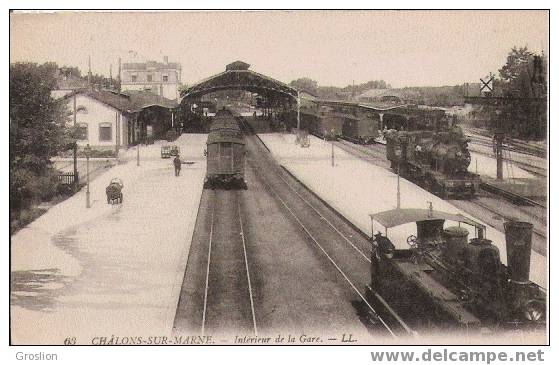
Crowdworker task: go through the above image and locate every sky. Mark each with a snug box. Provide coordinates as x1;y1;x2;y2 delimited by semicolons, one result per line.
10;10;549;88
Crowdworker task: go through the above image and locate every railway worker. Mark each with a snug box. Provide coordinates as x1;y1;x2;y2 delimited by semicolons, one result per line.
173;155;182;176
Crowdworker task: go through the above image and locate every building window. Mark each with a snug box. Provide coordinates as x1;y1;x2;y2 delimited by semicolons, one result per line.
99;123;112;141
147;74;153;82
77;123;88;140
131;75;137;82
162;75;168;82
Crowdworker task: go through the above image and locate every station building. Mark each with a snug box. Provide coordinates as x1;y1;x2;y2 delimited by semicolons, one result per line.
60;89;178;153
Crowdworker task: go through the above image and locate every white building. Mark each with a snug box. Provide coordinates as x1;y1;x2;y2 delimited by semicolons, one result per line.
63;90;131;151
61;89;177;151
120;56;182;101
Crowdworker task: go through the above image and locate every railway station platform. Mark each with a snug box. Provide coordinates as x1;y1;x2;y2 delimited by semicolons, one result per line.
10;134;207;344
257;133;547;289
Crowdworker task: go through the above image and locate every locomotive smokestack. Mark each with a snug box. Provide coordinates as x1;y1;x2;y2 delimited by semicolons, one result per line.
504;221;533;284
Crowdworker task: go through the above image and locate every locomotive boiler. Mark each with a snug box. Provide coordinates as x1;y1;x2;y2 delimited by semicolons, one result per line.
385;125;480;198
368;206;546;332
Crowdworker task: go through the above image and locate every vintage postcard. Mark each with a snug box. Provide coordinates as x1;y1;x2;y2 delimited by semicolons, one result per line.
9;10;549;348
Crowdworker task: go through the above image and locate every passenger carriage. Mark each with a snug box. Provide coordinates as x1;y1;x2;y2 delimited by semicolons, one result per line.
204;110;247;189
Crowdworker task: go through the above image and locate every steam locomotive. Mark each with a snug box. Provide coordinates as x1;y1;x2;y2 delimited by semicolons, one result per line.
368;206;546;332
385;125;480;198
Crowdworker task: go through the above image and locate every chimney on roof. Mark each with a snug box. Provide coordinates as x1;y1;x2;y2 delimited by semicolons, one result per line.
163;56;169;64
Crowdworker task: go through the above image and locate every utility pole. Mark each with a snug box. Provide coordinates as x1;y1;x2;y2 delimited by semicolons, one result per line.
73;94;78;191
397;163;401;209
85;144;91;208
115;112;120;157
297;90;301;130
88;55;92;89
118;57;122;92
494;132;504;181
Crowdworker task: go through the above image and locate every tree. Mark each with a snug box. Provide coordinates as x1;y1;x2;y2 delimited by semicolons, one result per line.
10;62;70;214
490;47;547;139
498;46;533;83
289;78;318;95
87;73;120;90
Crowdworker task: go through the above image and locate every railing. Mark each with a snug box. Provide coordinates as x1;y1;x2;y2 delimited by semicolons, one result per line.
58;172;79;186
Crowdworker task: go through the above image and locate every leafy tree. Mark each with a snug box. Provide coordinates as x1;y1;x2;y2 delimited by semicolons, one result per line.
87;73;120;90
289;78;318;95
10;62;70;214
59;66;82;78
498;46;533;83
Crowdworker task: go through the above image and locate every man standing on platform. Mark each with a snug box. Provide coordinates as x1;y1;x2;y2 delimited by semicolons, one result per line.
173;155;182;177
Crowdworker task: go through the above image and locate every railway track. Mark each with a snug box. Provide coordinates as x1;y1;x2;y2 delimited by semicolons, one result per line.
173;189;257;336
469;147;547;178
331;137;547;249
247;130;412;337
479;182;546;209
337;138;546;209
467;134;546;159
460;198;547;241
201;189;257;335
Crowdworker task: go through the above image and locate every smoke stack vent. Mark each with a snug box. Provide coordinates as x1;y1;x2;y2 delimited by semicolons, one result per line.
504;221;533;284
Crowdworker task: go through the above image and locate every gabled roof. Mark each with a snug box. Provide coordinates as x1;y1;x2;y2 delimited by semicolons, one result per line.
60;89;177;113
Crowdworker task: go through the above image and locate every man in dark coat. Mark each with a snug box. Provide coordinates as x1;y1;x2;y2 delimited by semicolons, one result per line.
173;155;182;176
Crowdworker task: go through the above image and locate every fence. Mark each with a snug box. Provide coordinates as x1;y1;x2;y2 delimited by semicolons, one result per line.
58;172;79;186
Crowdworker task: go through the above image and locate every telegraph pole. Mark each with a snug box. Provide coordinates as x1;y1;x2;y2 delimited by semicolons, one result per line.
85;144;91;209
494;132;504;181
297;90;301;130
118;57;122;92
73;94;78;191
88;55;92;88
397;163;401;209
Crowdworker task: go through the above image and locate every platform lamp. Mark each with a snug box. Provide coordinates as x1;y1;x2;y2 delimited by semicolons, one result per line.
84;144;92;208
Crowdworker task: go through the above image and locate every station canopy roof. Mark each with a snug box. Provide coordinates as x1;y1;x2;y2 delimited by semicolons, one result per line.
181;61;298;101
370;208;485;229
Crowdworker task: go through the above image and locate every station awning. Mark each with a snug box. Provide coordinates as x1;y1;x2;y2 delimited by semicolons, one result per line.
369;208;485;229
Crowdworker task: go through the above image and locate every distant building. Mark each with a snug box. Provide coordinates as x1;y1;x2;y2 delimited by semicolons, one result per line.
120;56;182;101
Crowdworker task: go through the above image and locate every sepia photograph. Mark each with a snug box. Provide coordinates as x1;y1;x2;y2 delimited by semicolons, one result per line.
8;9;549;349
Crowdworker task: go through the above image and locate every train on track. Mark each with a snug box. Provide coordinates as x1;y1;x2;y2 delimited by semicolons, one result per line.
385;125;480;199
368;206;546;332
296;106;380;143
204;109;247;189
